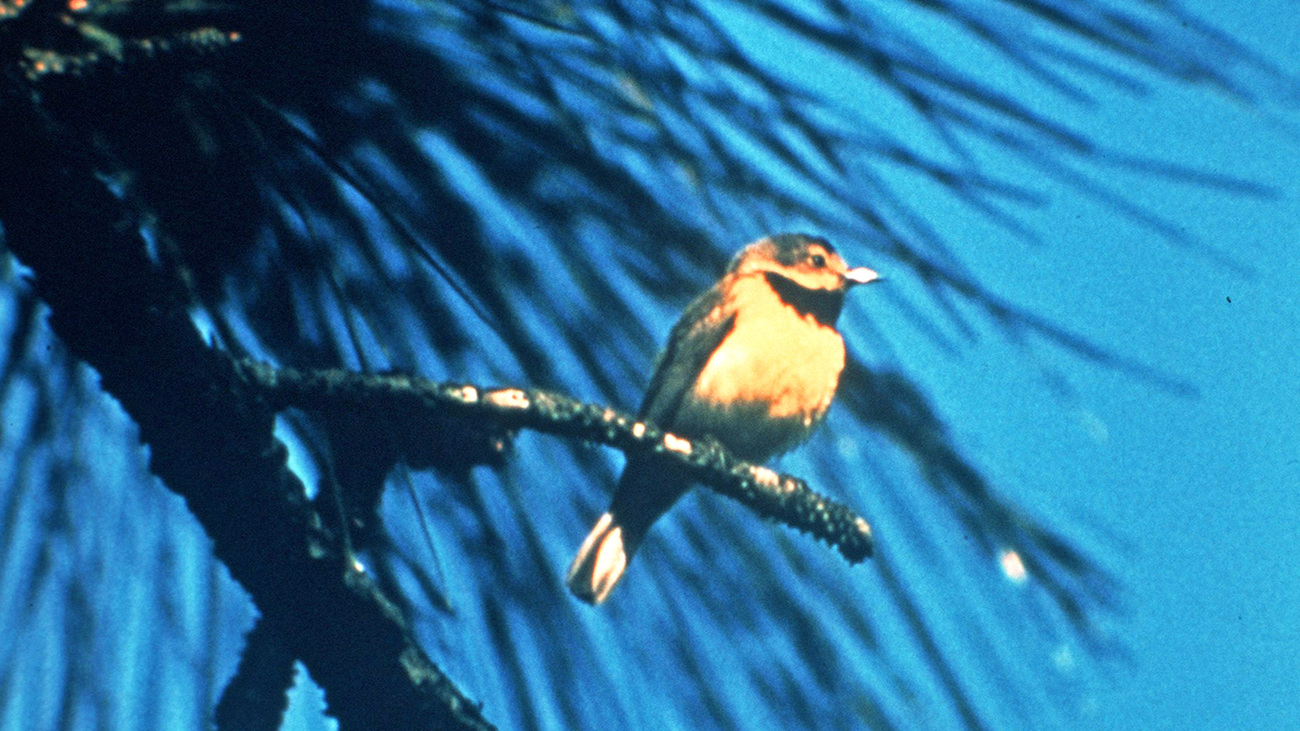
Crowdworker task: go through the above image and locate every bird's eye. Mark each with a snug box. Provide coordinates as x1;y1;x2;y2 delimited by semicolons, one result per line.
810;254;827;268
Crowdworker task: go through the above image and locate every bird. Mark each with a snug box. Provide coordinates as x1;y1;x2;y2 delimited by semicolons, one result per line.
565;233;879;604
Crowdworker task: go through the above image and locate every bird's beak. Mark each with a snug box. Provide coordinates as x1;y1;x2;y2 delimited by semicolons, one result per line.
843;266;881;287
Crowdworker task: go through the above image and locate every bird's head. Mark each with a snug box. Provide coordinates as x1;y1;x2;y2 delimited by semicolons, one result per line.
729;233;879;323
730;233;879;293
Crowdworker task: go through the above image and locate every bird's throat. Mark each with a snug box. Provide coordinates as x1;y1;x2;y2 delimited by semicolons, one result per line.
763;271;844;325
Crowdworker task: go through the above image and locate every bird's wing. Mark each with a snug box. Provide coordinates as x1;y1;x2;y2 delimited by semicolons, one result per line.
637;284;735;428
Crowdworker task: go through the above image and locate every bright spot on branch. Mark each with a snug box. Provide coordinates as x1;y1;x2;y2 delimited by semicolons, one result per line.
854;517;873;539
450;385;478;404
486;388;530;409
663;433;691;455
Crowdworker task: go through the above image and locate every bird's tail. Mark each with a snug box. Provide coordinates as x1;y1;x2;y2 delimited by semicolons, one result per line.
565;512;636;604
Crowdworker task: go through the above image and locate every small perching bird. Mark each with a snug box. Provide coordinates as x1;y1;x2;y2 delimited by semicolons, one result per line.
566;233;880;604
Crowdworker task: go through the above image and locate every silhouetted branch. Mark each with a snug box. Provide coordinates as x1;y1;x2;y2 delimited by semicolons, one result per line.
0;95;492;731
241;361;876;564
213;617;295;731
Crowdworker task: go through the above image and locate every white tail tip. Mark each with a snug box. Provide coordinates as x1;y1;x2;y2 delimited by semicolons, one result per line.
566;513;629;604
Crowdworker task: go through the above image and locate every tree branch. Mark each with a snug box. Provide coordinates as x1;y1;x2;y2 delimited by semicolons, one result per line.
0;93;492;731
240;362;876;564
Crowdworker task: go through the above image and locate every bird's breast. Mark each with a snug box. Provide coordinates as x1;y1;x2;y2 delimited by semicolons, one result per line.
681;277;846;461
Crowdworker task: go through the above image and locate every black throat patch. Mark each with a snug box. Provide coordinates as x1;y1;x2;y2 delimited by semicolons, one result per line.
764;271;844;326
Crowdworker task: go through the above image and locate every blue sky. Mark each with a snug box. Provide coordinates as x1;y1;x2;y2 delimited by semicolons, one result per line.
711;0;1299;726
881;1;1300;726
